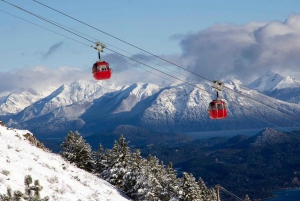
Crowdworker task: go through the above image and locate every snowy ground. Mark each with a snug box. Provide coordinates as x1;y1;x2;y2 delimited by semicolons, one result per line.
0;124;130;201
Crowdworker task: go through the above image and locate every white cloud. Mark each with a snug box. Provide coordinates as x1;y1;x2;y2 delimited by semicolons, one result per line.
0;66;92;96
174;14;300;82
0;63;172;96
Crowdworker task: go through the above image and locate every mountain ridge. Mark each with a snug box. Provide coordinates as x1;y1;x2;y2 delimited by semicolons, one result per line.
0;73;300;138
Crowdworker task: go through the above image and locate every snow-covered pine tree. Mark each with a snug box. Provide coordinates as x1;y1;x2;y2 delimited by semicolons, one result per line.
204;188;217;201
135;154;166;201
196;178;217;201
91;143;107;175
60;131;93;172
0;175;49;201
180;172;203;201
123;149;145;197
197;177;208;200
101;135;132;189
162;162;181;200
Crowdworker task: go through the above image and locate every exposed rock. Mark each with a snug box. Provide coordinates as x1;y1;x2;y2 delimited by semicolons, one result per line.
23;133;49;152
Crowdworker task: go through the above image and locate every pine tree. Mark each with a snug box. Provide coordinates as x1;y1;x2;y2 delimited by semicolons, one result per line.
163;162;180;200
134;155;166;201
60;131;93;172
0;175;49;201
180;172;202;201
197;177;208;200
205;188;217;201
101;135;132;189
123;149;145;196
0;187;23;201
91;143;106;175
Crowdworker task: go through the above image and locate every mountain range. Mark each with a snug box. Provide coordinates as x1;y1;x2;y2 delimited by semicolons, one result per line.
0;71;300;138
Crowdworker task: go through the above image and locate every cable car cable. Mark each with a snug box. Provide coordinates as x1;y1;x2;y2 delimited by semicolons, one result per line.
1;0;96;44
224;88;300;128
223;85;300;123
0;9;91;47
229;101;300;138
0;9;176;87
41;17;191;80
0;8;178;85
1;0;189;81
103;52;176;84
2;2;300;135
29;0;300;122
31;0;211;83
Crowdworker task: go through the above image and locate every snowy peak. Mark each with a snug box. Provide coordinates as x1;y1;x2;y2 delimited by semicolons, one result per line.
248;71;284;92
46;80;121;105
248;71;300;92
0;124;129;201
274;75;300;90
112;82;162;114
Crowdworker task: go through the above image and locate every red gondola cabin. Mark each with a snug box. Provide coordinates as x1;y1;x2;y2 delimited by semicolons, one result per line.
208;99;228;119
92;61;112;80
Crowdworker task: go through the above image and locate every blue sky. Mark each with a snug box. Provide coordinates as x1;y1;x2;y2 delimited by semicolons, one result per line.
1;0;300;94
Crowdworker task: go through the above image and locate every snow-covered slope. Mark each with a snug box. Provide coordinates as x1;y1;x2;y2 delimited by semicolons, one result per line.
266;75;300;103
274;76;300;90
112;82;162;114
0;123;130;201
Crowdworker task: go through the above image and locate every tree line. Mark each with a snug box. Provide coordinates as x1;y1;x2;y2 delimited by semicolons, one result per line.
60;131;218;201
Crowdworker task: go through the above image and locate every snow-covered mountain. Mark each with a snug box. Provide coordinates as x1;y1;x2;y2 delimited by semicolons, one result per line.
0;123;130;200
248;71;300;103
1;76;300;138
0;87;55;115
0;80;123;117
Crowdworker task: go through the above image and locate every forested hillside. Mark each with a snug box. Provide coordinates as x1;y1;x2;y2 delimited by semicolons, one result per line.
60;131;220;201
139;129;300;200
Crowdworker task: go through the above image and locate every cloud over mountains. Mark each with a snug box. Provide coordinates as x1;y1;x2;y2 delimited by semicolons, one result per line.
177;13;300;82
0;66;91;96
